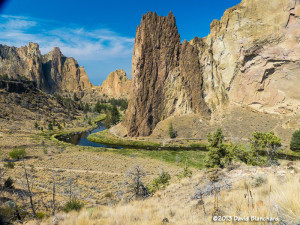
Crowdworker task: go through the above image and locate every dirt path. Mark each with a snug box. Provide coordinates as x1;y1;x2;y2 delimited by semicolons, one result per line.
0;163;122;176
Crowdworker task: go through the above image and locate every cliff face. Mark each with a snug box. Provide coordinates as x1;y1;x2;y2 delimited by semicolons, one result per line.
0;43;93;94
124;0;300;136
100;69;131;99
124;12;210;136
197;0;300;114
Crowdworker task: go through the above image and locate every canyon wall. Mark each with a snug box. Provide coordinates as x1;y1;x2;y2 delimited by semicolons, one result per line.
0;43;93;94
124;0;300;136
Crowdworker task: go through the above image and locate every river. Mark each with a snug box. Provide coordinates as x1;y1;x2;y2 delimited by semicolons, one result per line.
57;122;123;149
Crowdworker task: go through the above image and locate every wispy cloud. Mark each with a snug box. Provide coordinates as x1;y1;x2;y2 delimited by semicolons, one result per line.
0;15;134;61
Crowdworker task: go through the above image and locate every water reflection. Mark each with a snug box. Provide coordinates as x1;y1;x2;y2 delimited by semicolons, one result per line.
60;122;123;149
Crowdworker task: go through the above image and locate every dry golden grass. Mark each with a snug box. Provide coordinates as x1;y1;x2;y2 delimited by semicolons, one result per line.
28;164;300;225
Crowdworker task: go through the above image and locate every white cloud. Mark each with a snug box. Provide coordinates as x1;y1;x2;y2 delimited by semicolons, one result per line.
0;15;134;62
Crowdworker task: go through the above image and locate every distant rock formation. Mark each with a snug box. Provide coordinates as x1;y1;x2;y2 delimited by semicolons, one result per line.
100;69;131;99
0;43;93;94
124;0;300;136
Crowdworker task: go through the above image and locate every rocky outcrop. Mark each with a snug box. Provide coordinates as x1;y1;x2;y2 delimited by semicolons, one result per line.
124;0;300;136
100;69;131;99
0;43;93;94
0;79;37;93
124;12;210;136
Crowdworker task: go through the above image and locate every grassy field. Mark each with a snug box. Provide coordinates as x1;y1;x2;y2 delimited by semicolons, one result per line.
96;148;207;169
88;130;162;148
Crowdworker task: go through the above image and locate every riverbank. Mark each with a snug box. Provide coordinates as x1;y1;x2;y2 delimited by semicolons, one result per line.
48;114;106;144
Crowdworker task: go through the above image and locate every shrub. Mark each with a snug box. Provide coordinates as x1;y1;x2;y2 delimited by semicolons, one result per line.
34;121;39;129
177;162;192;179
251;175;267;188
290;130;300;151
9;147;26;160
104;192;113;198
148;171;171;193
4;177;14;189
168;123;176;139
4;162;15;169
48;123;53;130
36;212;46;219
62;199;84;213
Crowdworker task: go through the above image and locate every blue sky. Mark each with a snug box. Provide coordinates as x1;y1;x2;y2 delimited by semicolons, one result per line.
0;0;241;85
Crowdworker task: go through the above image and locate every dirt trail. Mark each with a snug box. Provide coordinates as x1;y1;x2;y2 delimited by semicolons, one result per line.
0;163;122;176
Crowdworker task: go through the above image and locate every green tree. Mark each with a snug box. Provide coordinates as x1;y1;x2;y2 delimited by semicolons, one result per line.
207;128;223;147
111;105;120;125
104;110;112;128
205;128;226;168
94;100;102;113
48;123;53;130
168;123;176;139
290;130;300;151
73;93;79;101
83;103;90;114
250;131;281;165
34;121;39;129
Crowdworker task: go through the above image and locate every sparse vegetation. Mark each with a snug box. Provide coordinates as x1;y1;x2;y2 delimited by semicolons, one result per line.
126;165;149;199
177;161;193;179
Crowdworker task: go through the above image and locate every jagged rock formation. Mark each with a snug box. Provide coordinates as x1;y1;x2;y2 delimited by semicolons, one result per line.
124;0;300;137
100;69;131;99
0;43;93;94
124;12;210;136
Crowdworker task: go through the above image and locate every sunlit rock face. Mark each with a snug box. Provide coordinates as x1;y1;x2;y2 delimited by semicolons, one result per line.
124;0;300;136
0;43;93;93
100;69;131;99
